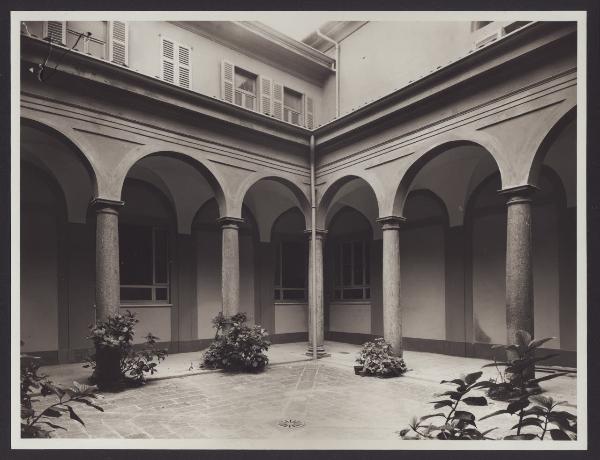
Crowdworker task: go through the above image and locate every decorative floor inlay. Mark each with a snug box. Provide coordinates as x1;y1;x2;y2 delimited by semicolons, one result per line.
278;419;305;429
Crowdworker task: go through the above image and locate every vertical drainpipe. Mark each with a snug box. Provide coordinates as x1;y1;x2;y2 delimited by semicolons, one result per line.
316;29;340;118
310;134;318;361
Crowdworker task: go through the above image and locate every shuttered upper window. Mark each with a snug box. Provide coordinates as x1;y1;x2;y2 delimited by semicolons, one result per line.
161;37;192;89
109;21;128;66
44;21;66;45
220;60;315;128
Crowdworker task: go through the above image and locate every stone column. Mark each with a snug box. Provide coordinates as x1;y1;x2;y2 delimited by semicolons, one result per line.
218;217;244;318
306;229;327;356
92;198;123;322
377;216;406;356
503;186;535;362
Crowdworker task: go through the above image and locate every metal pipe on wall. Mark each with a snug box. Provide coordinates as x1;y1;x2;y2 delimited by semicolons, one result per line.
310;134;317;361
316;29;339;118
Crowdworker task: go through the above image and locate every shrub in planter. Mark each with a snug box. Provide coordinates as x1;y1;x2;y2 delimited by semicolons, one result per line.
84;310;168;389
201;312;270;372
483;330;569;401
355;337;407;378
21;348;103;438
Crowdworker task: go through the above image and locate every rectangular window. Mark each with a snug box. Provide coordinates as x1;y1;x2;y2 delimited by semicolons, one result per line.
120;224;170;304
234;67;257;111
333;239;370;300
283;87;303;126
274;240;307;301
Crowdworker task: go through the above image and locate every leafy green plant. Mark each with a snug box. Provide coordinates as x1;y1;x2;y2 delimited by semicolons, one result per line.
481;395;577;440
85;310;168;388
399;371;497;440
201;312;270;372
21;352;103;438
484;330;568;401
355;337;407;378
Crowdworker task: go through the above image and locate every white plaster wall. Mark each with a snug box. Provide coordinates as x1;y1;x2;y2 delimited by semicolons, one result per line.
239;233;255;324
128;22;325;125
21;209;59;352
401;225;446;340
121;306;172;344
275;303;308;334
329;303;371;334
337;21;473;118
472;212;506;344
196;230;223;339
472;206;561;346
532;204;560;345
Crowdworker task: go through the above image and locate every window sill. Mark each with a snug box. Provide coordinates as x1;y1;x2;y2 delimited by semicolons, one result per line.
329;300;371;305
274;301;308;306
119;303;173;308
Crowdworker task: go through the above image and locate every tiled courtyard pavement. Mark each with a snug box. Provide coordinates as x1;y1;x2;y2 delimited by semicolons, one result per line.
35;342;577;442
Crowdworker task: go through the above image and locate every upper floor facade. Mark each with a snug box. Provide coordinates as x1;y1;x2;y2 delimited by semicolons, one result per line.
21;19;534;129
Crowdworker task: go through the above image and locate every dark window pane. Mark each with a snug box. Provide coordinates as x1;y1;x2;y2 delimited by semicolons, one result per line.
365;242;370;284
353;241;363;284
235;68;256;94
365;288;371;299
282;289;307;301
119;225;153;285
274;289;281;301
155;228;168;283
334;289;341;300
342;243;352;285
343;288;364;300
155;287;168;301
284;88;302;112
334;244;341;285
274;243;281;286
282;241;306;288
121;287;152;301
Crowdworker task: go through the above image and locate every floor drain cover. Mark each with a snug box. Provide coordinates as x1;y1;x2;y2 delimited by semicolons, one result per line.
278;419;305;429
339;351;350;354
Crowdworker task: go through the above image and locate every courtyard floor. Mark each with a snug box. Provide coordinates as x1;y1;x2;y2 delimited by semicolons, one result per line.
34;341;577;445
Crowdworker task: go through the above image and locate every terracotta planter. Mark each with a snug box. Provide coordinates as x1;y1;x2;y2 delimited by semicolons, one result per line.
93;346;123;389
354;365;364;375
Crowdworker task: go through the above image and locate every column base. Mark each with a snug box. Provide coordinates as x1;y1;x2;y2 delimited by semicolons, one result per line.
305;345;329;358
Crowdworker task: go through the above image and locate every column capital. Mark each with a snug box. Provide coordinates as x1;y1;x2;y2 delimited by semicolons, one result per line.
304;229;328;240
499;184;539;205
376;216;406;230
90;198;124;214
216;216;245;229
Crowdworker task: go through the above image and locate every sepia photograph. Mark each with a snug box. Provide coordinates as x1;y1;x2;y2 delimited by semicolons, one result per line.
10;8;588;451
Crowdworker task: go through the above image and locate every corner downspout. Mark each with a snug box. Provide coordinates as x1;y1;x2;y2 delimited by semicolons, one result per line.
316;29;340;118
310;134;318;361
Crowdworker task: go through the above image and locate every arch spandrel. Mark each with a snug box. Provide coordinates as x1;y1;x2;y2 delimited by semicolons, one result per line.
114;146;229;221
389;129;507;218
316;171;383;231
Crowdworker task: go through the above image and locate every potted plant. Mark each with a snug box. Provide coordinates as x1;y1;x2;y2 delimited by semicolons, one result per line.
355;337;407;378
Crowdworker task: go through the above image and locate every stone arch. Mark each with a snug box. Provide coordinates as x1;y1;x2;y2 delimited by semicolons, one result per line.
328;205;374;237
270;207;307;242
21;117;100;222
235;174;311;227
116;149;228;227
527;105;577;187
403;189;450;227
391;136;504;218
317;173;382;231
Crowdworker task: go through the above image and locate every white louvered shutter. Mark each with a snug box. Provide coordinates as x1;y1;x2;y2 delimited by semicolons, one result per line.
273;82;284;120
109;21;128;66
305;95;315;129
161;38;176;84
221;60;234;103
177;44;191;89
259;76;273;116
45;21;66;45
